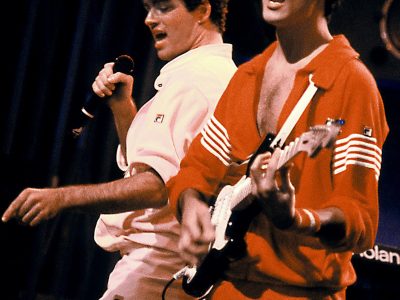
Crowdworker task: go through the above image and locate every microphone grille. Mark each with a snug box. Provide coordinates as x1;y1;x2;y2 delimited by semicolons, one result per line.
113;55;134;75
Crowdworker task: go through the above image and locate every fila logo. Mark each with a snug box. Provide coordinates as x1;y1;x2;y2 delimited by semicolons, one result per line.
154;114;164;123
363;126;373;137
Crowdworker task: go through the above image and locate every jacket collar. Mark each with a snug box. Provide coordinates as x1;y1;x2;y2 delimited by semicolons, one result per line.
240;35;359;90
154;43;233;91
301;35;359;89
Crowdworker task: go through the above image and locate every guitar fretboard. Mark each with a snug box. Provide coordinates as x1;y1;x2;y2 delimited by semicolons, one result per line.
229;137;303;209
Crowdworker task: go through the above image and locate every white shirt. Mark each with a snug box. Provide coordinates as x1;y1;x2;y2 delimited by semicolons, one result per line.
94;44;237;253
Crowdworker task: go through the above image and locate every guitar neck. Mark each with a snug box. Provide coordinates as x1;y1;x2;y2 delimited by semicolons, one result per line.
230;177;252;208
276;137;302;169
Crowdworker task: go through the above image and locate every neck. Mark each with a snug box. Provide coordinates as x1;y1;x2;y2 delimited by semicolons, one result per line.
275;15;332;64
204;30;223;45
193;20;224;49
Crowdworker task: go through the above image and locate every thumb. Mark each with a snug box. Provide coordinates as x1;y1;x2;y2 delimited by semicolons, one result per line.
108;72;134;85
279;162;294;193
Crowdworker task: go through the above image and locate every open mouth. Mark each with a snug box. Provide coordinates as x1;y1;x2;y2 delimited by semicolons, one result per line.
154;32;167;42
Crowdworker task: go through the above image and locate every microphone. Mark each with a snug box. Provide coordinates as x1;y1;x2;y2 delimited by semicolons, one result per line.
72;54;134;137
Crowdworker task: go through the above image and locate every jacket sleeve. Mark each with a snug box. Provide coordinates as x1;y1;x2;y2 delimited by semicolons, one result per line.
323;59;389;252
167;72;244;214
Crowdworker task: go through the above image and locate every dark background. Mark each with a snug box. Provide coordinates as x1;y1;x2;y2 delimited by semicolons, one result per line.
1;0;399;299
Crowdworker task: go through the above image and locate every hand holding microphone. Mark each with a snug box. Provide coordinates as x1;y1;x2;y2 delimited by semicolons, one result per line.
72;55;134;137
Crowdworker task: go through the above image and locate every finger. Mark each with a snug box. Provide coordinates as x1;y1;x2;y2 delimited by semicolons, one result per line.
21;203;41;225
18;195;37;218
267;148;281;172
1;192;29;222
2;201;18;222
251;152;271;170
196;212;215;244
182;216;202;243
29;209;47;226
259;151;272;170
180;220;204;252
102;72;117;91
251;154;263;170
97;73;115;96
92;80;107;98
257;149;281;193
182;221;213;248
179;224;193;249
99;63;114;77
108;72;134;86
92;65;116;97
179;213;213;256
182;202;210;240
104;62;114;69
279;163;294;193
179;229;202;265
250;152;271;184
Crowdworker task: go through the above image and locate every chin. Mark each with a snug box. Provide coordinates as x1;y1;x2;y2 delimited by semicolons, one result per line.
157;48;187;61
263;14;289;27
263;11;281;22
155;49;176;61
157;54;170;61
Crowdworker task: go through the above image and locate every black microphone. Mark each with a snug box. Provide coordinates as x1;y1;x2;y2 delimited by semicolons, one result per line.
72;54;134;137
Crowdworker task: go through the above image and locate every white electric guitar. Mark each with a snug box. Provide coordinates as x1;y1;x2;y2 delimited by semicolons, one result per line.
179;120;343;298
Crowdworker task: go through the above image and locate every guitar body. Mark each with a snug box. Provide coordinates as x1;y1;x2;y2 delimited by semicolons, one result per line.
182;201;260;298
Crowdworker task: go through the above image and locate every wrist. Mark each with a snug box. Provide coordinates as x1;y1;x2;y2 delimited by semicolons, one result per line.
109;96;136;112
178;189;205;219
177;189;193;221
286;208;321;235
55;186;71;211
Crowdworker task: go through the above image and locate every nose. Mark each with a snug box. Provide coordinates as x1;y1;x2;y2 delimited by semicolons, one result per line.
144;9;158;29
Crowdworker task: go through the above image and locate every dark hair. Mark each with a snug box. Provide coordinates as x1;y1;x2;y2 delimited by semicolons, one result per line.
325;0;342;20
183;0;229;33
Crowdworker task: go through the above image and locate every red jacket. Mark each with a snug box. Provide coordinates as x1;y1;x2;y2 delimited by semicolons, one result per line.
167;35;389;292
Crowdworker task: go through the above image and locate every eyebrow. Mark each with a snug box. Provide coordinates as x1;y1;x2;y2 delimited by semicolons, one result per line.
143;0;171;5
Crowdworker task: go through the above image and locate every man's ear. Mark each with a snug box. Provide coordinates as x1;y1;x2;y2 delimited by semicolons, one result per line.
196;1;212;24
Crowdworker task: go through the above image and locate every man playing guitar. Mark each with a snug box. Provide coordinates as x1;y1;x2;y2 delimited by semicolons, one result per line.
167;0;389;299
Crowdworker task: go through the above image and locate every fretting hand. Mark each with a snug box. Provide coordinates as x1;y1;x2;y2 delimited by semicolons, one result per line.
250;149;296;229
